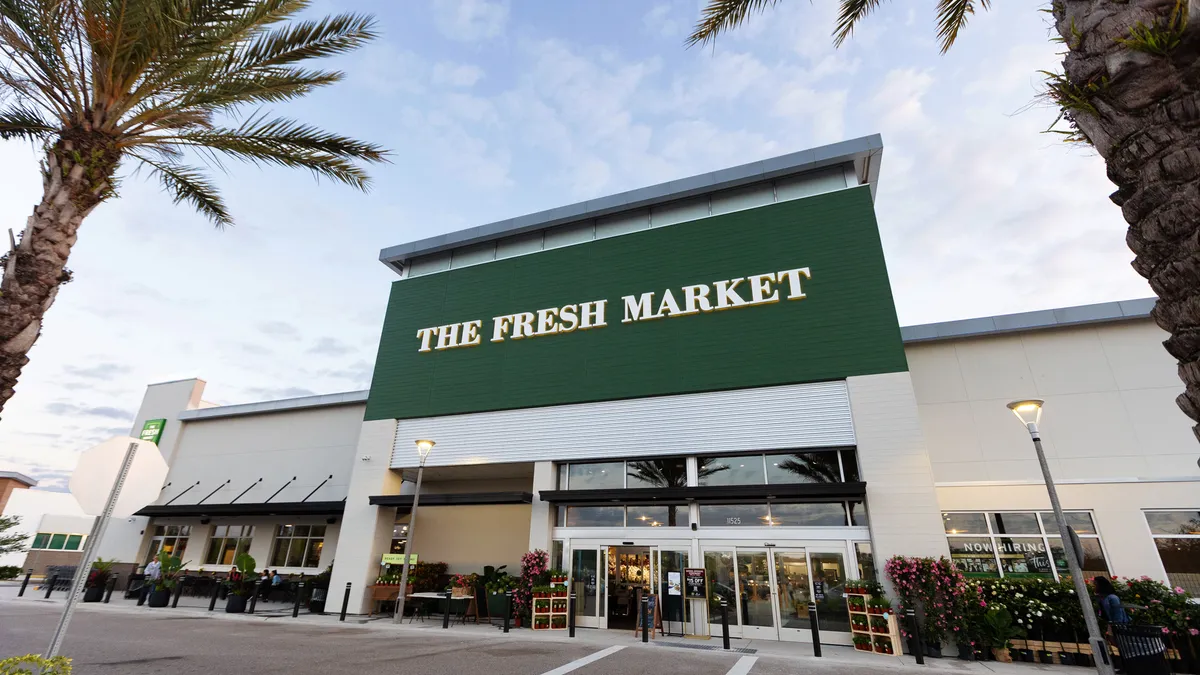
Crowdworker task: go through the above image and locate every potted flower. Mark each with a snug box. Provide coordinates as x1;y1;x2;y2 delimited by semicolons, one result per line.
451;573;478;598
534;615;549;629
225;553;257;613
83;558;115;602
874;636;894;654
851;616;869;631
308;565;331;613
853;635;872;651
870;616;888;633
551;615;567;629
867;597;891;615
845;580;862;594
149;552;184;607
980;607;1025;663
848;595;866;611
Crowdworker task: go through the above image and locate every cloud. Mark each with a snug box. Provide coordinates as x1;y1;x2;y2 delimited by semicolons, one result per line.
432;0;508;42
62;362;132;379
243;386;316;400
233;342;272;356
256;321;300;340
308;337;355;357
44;402;135;420
315;360;375;387
432;62;485;87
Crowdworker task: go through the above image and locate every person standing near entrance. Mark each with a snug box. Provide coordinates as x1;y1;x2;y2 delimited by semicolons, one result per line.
143;558;162;603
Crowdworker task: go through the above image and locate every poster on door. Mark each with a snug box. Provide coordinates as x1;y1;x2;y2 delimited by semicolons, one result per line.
667;571;682;596
684;568;707;599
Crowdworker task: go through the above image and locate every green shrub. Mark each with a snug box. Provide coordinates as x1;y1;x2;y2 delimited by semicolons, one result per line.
0;565;21;580
0;654;71;674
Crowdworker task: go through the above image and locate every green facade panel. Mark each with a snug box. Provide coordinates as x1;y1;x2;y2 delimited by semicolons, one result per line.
365;186;907;421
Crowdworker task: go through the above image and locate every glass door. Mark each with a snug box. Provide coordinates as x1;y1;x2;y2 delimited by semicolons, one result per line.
772;549;812;642
570;548;606;628
736;549;777;639
657;548;689;633
704;549;739;638
808;549;852;640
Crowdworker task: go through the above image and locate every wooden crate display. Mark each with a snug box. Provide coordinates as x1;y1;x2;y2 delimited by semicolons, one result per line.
847;591;902;658
532;580;569;630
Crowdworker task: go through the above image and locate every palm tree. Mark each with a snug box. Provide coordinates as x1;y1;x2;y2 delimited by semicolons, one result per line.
690;0;1200;443
0;0;386;416
627;458;727;526
774;452;841;483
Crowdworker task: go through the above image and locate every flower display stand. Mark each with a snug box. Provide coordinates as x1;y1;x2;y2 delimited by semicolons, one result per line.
532;579;568;630
847;591;902;658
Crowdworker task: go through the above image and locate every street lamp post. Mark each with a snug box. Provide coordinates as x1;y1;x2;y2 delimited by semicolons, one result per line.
392;439;434;624
1007;400;1114;675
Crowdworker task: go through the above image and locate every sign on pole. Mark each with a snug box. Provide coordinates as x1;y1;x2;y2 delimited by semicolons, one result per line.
70;437;168;518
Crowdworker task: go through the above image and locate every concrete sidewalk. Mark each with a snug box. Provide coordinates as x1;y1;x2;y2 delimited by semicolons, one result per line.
0;584;1066;673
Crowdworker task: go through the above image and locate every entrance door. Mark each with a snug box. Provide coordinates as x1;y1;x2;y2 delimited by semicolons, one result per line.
570;548;606;629
736;549;777;639
657;548;689;634
807;549;851;638
772;549;813;642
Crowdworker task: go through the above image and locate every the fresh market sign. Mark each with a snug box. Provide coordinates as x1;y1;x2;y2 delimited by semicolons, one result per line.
414;266;811;353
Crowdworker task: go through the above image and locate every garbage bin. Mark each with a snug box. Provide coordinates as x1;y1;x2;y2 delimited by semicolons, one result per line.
1111;624;1171;675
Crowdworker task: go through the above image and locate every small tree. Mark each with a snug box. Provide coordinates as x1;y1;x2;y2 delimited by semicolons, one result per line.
0;515;27;556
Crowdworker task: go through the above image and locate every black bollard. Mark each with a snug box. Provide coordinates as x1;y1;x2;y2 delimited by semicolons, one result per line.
293;582;304;618
172;582;184;608
503;591;511;633
808;602;822;657
104;577;116;603
339;582;351;622
641;595;650;643
209;582;220;611
442;589;452;629
44;575;58;599
18;571;31;597
248;589;258;614
905;608;925;664
568;592;576;638
720;599;730;650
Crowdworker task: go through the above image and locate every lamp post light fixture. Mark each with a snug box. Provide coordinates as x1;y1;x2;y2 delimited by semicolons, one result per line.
1006;400;1114;675
392;439;434;624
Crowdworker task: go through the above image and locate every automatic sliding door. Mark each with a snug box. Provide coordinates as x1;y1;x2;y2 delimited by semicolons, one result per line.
809;550;851;638
703;550;738;637
571;548;602;628
737;550;777;639
773;550;812;641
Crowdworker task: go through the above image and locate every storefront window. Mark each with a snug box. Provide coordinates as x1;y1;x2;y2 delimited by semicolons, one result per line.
764;452;842;484
564;506;624;527
848;500;869;527
1145;510;1200;595
270;525;325;568
770;502;847;527
855;542;877;582
204;525;255;565
626;504;689;527
146;525;190;565
567;462;625;490
704;551;737;620
389;520;408;554
699;503;770;527
626;457;688;488
942;511;1108;581
698;456;764;486
839;449;861;482
29;532;86;551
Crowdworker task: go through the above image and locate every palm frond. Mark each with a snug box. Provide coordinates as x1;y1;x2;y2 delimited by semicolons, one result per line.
934;0;988;53
236;13;377;69
833;0;885;46
687;0;780;47
131;153;233;226
152;114;388;189
0;102;56;140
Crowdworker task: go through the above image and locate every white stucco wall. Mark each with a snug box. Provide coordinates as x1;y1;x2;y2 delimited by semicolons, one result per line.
0;489;90;568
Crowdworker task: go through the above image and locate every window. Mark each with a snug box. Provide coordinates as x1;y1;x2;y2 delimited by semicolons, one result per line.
203;525;255;566
1145;510;1200;595
269;525;325;568
699;456;765;486
697;502;857;528
627;458;687;488
389;519;409;554
29;532;86;551
700;450;858;486
770;502;847;527
942;511;1108;580
563;506;625;527
856;542;877;582
764;452;843;484
559;458;689;490
568;462;624;490
699;503;771;527
558;504;690;527
626;505;689;528
145;525;190;564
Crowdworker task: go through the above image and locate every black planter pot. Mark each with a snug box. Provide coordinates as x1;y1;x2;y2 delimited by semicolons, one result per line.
1038;650;1055;664
957;644;975;660
225;594;248;614
1017;649;1035;662
83;587;104;603
1075;652;1094;667
218;585;228;600
1058;652;1077;666
147;588;170;607
487;592;510;619
973;647;990;661
925;643;943;658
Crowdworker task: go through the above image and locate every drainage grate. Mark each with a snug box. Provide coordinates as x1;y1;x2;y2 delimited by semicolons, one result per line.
652;641;757;655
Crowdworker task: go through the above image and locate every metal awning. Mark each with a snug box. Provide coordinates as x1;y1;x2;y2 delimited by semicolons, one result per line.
134;500;345;518
537;482;866;505
368;492;533;510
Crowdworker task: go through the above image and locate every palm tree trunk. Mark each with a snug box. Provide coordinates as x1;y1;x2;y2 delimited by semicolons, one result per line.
0;139;113;418
1054;0;1200;440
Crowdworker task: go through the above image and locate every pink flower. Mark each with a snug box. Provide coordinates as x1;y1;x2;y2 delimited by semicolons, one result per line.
1174;587;1186;595
1189;629;1199;637
1162;627;1171;634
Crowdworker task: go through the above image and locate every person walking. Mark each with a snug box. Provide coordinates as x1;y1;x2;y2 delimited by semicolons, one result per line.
142;558;162;604
258;570;272;602
1095;576;1167;674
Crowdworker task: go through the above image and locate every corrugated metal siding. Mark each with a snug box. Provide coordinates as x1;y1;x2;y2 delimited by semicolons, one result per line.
390;381;854;468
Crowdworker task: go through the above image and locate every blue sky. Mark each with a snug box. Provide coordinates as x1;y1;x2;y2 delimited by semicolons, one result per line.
0;0;1151;486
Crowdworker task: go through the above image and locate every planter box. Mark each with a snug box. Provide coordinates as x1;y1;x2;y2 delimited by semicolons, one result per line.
225;594;248;613
147;589;170;607
992;648;1012;663
83;587;104;603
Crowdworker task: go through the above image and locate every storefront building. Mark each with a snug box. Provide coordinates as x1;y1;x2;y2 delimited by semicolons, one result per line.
85;135;1198;643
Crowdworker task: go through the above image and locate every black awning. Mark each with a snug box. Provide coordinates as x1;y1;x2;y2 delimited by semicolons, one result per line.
134;500;345;518
537;482;866;505
369;492;533;508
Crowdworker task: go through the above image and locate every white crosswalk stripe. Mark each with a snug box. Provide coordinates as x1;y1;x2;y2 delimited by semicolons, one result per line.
538;645;626;675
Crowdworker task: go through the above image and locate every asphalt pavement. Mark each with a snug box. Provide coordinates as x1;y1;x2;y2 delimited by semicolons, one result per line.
0;591;1038;675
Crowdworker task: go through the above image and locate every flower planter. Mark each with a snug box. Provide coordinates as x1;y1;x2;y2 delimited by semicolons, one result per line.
225;594;248;613
1057;652;1076;666
855;643;872;651
147;588;171;607
957;644;975;660
1016;648;1035;662
992;648;1012;663
1038;650;1056;664
924;643;943;658
487;592;509;618
83;587;104;603
973;647;989;661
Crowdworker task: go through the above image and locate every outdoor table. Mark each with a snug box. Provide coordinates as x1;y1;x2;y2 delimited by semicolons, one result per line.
407;591;472;624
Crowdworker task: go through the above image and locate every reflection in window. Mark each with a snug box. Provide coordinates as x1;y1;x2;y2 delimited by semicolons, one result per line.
270;525;325;568
1039;511;1097;535
704;551;737;621
567;462;625;490
626;504;689;527
1049;537;1109;579
848;501;869;527
765;452;842;484
564;506;625;527
770;502;847;527
944;512;989;535
1145;511;1200;595
997;537;1054;577
942;510;1107;581
204;525;255;565
855;542;877;582
990;512;1041;535
698;456;764;486
699;503;770;527
627;458;687;488
948;537;1000;577
840;449;861;482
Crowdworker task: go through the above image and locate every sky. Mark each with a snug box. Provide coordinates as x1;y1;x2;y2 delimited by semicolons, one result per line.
0;0;1153;488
